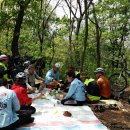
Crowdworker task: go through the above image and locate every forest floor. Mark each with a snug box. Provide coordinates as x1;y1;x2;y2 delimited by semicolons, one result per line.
90;87;130;130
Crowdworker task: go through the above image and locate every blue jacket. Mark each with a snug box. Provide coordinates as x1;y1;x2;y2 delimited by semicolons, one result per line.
0;86;20;128
45;69;59;85
64;78;86;101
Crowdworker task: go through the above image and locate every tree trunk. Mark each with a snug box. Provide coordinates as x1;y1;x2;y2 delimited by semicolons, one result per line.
11;5;25;56
11;0;30;56
80;0;88;72
92;3;101;67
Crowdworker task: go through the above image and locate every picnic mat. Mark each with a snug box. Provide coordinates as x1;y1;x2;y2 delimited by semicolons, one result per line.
17;94;108;130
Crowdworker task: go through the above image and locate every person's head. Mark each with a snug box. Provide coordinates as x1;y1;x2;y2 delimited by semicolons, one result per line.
0;78;8;87
15;72;26;85
66;71;75;82
28;64;35;74
94;67;104;78
68;67;75;72
53;63;60;73
23;60;31;68
0;54;8;64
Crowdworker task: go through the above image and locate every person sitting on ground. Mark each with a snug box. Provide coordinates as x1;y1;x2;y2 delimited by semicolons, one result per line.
25;64;45;93
94;67;111;99
23;60;31;73
0;54;10;81
61;67;81;92
68;67;81;80
45;63;61;89
0;54;14;89
84;76;100;103
11;72;42;114
0;78;34;130
61;71;86;106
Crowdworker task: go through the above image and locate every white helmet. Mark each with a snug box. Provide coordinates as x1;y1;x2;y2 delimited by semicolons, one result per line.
94;67;104;73
0;54;7;60
16;72;26;79
55;63;60;68
23;60;31;67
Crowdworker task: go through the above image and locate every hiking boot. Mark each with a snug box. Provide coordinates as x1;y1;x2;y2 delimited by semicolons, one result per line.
94;105;105;112
109;104;119;110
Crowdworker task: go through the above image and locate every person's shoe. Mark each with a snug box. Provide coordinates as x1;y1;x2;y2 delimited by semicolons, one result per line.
28;117;34;123
109;104;119;110
93;105;105;112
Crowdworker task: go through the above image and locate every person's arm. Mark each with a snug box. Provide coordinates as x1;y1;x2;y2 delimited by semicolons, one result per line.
21;87;42;104
21;88;32;105
64;83;77;99
12;91;20;111
96;79;102;89
31;93;42;102
56;73;59;81
46;71;54;82
25;74;34;90
34;72;44;81
0;66;7;77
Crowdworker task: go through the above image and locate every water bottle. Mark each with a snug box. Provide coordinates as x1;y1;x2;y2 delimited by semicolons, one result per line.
53;89;56;99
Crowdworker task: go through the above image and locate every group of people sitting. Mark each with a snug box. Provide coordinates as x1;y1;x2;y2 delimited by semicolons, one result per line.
0;54;111;130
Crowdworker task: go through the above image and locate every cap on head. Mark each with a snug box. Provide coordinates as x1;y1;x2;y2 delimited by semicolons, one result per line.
55;63;60;68
16;72;26;79
0;54;7;60
23;60;31;67
94;67;104;74
28;64;35;69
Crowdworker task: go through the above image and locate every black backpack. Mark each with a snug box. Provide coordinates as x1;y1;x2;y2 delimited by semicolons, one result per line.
86;81;100;96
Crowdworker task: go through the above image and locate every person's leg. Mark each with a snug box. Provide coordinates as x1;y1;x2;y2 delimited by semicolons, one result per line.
39;82;45;92
100;96;109;100
61;99;78;106
0;119;23;130
76;101;85;106
15;112;34;128
20;105;36;114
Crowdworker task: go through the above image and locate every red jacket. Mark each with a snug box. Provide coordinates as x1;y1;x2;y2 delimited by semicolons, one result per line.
11;84;32;107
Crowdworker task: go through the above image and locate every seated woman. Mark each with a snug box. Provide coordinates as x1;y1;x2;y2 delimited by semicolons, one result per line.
11;72;42;114
61;71;86;106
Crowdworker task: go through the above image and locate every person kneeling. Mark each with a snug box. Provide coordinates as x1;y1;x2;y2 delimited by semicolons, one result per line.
61;71;86;106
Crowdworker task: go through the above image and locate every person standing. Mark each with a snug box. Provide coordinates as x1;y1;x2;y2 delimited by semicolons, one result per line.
94;67;111;99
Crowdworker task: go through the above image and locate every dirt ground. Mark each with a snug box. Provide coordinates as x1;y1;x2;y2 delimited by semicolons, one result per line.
90;87;130;130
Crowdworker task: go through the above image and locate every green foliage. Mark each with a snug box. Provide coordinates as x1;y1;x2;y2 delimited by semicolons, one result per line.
0;0;130;79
